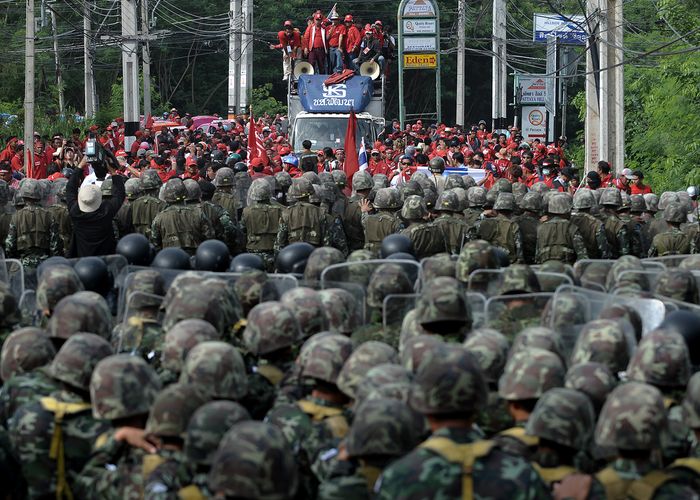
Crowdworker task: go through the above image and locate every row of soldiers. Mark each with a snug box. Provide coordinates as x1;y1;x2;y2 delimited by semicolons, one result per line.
0;241;700;498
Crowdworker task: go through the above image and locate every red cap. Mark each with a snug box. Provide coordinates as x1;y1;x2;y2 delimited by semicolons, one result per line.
186;157;198;166
374;20;383;26
344;14;353;22
115;150;128;158
217;143;228;151
48;172;65;181
250;157;264;167
279;146;291;155
314;13;322;20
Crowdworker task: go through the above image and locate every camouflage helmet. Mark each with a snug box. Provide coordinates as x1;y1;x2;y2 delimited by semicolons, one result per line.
662;201;687;224
208;422;298;499
185;401;251;465
355;363;414;403
330;169;347;187
400;333;444;373
0;281;18;330
644;193;659;213
492;178;513;194
125;177;141;200
161;319;219;374
530;181;550;194
512;181;528;200
337;341;398;399
654;269;699;303
620;191;631;210
548;193;572;214
498;348;565;400
409;344;487;415
526;387;595;450
36;265;84;314
401;180;424;198
280;287;326;338
682;372;700;429
595;382;667;450
444;174;465;190
422;188;438;210
462;175;477;189
145;383;208;439
373;187;402;210
183;178;201;202
680;255;700;271
49;333;113;391
274;170;293;191
510;326;563;361
301;171;320;185
49;292;112;340
19;178;41;200
519;192;542;213
100;177;113;197
318;288;358;335
346;249;375;284
91;354;162;420
243;302;300;356
247;178;271;202
450;187;468;211
484;189;498;209
493;192;515;211
301;333;353;385
570;319;630;375
398;309;429;355
140;169;163;190
499;264;541;295
401;194;428;220
467;186;487;207
233;270;278;315
366;263;413;308
213;167;235;187
303;246;345;282
627;328;690;388
415;277;471;331
292;178;314;199
180;341;248;400
600;187;622;207
0;327;55;382
373;173;390;189
422;254;456;282
346;398;422;458
463;328;510;384
428;156;445;173
0;179;8;205
573;189;595;210
125;269;165;309
352;170;373;191
658;191;680;211
565;362;617;413
629;194;646;214
456;240;499;283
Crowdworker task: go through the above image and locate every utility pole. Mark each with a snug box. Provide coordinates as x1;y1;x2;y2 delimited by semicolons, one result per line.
84;1;96;118
141;0;152;116
49;4;65;116
491;0;507;130
455;0;465;126
228;0;240;117
610;0;624;173
24;0;35;175
240;0;253;113
122;0;141;150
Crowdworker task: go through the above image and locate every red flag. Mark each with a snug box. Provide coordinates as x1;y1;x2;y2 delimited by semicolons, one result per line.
343;108;359;185
248;108;269;166
144;113;154;129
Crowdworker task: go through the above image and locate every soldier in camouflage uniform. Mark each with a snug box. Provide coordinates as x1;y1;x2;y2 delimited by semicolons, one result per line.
626;329;693;465
212;167;241;221
0;327;55;383
485;265;543;341
179;341;248;405
184;178;241;255
683;372;700;459
464;186;487;240
536;192;588;264
569;319;630;378
0;179;13;253
564;361;617;414
336;341;397;401
649;202;693;256
5;179;60;269
157;318;219;386
115;177;140;236
208;421;299;499
303;246;345;282
478;192;524;263
376;344;549;499
318;288;359;336
433;190;469;255
151;178;213;254
360;187;404;255
514;192;541;265
0;283;18;344
281;287;327;339
463;328;514;435
571;188;610;259
130;169;166;240
48;291;113;343
630;194;651;255
75;355;162;500
310;184;349;256
241;178;282;270
654;269;699;303
341;171;371;252
9;333;113;499
47;179;72;256
399;195;445;259
35;264;83;326
599;187;631;258
496;347;565;460
647;191;680;242
414;276;471;343
455;239;500;293
275;178;331;252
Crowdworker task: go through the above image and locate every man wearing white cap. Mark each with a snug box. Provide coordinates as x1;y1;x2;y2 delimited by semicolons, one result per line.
613;167;634;194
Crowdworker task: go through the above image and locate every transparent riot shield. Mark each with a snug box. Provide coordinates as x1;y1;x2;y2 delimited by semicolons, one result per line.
317;280;367;324
467;269;508;297
0;259;25;299
321;260;421;293
535;271;575;293
215;272;299;299
18;289;38;327
484;293;554;341
645;254;692;268
118;291;165;355
466;292;487;329
118;266;198;321
383;293;418;331
420;255;458;282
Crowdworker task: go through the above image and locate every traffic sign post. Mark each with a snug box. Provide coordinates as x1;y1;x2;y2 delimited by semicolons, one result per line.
397;0;440;128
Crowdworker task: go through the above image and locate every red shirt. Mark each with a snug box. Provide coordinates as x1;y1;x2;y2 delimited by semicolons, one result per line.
630;183;652;195
599;173;613;188
345;25;361;53
303;26;327;51
368;160;391;177
274;30;302;52
328;24;346;47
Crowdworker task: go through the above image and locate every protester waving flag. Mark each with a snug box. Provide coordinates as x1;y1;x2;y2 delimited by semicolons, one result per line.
247;107;269;166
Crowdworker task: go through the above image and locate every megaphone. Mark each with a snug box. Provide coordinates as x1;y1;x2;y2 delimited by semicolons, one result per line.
294;61;315;78
360;60;380;80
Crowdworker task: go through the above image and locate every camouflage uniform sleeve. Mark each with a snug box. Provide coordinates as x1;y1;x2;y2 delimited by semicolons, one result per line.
150;215;162;250
4;219;16;258
200;212;214;240
648;240;658;258
328;216;349;257
49;214;61;257
225;212;245;254
629;224;643;257
274;211;289;253
571;225;589;260
513;225;524;264
75;435;127;500
618;225;630;255
597;225;611;259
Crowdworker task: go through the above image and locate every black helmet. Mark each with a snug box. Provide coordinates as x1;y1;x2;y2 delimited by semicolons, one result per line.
233;162;248;174
73;257;111;295
380;234;414;258
195;239;231;272
275;242;315;274
385;252;417;262
37;256;72;280
491;247;511;267
116;233;153;266
152;247;191;270
211;150;225;164
661;311;700;366
229;253;265;272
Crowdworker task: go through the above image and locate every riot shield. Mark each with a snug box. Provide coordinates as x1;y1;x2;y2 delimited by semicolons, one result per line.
117;266;197;321
383;293;418;330
318;279;367;324
18;289;38;327
535;271;575;293
321;260;421;291
484;293;554;341
216;272;299;300
466;292;487;329
645;254;692;268
0;259;25;299
467;269;508;297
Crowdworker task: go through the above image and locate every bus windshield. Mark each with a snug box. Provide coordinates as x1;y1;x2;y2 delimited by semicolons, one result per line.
292;116;374;152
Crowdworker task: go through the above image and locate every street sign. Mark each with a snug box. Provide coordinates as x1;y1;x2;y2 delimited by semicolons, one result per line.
402;19;436;34
403;53;437;69
402;0;436;17
522;105;548;141
403;37;437;52
517;75;547;104
533;14;587;45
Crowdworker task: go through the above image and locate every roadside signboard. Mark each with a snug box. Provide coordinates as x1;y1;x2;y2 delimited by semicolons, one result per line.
402;19;436;34
517;75;547;104
522;105;548;141
533;14;587;45
404;53;437;69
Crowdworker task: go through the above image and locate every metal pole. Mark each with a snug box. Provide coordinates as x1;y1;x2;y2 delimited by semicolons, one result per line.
455;0;465;126
227;0;239;118
240;0;252;112
84;1;95;118
232;0;241;113
49;6;65;116
491;0;506;129
397;3;405;129
141;0;152;117
611;0;624;172
584;0;600;172
122;0;141;150
24;0;35;176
